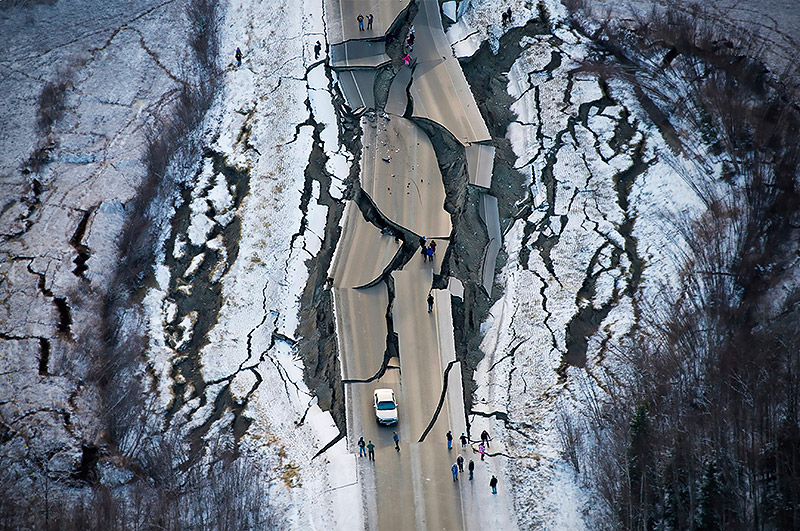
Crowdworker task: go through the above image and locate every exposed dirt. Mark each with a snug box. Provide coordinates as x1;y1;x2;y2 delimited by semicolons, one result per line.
161;150;251;452
450;17;549;417
295;124;347;432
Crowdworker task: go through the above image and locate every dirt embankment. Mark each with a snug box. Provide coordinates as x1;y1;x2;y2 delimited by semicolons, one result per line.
448;16;549;413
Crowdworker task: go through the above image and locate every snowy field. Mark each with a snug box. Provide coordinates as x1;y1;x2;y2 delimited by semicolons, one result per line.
452;0;715;528
141;0;361;526
2;0;794;527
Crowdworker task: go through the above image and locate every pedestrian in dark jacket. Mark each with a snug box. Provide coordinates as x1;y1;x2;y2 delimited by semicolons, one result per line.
427;293;434;313
314;41;321;59
429;239;436;255
446;430;453;450
235;47;243;66
367;13;374;30
460;432;467;449
357;13;364;31
481;429;490;447
457;455;464;473
367;440;375;460
490;475;498;494
468;459;475;480
393;431;400;451
358;436;366;457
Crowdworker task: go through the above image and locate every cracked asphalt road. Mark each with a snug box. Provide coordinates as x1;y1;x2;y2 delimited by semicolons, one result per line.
409;0;490;145
325;0;489;528
361;115;452;239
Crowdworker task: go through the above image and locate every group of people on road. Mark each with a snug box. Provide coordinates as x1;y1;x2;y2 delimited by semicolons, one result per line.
356;428;498;492
357;13;374;31
358;431;401;461
357;430;401;463
358;436;376;460
420;236;436;263
402;24;415;67
447;429;499;494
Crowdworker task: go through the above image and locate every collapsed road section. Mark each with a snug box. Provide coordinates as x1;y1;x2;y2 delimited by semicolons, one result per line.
323;0;509;529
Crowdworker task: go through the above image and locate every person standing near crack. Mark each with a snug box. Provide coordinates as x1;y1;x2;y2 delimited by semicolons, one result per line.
428;292;434;313
235;47;243;67
314;41;321;60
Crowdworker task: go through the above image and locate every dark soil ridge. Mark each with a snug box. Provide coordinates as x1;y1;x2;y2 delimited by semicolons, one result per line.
452;17;549;423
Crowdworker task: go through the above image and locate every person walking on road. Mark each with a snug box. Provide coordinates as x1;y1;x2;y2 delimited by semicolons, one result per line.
426;247;434;262
358;436;366;457
468;459;475;480
393;431;400;451
451;462;459;481
460;432;467;450
357;13;364;31
479;442;485;461
457;455;464;473
446;430;453;450
427;293;434;313
367;13;374;30
490;475;498;494
235;47;243;67
367;440;375;461
421;243;428;262
481;429;491;448
314;41;321;59
429;240;436;256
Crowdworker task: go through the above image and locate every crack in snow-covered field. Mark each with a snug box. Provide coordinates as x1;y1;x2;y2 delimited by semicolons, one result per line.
141;0;361;526
455;0;709;527
3;0;797;527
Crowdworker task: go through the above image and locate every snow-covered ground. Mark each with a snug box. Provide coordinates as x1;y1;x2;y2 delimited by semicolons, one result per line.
3;0;794;526
140;0;363;526
453;0;717;528
0;0;189;500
